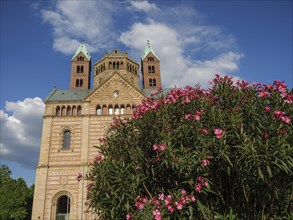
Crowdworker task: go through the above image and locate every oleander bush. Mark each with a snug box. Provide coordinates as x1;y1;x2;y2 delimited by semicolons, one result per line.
85;75;292;219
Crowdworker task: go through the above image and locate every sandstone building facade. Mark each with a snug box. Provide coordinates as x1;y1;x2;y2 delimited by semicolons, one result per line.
32;42;162;220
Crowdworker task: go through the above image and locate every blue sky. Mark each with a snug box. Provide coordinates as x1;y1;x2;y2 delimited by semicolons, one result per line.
1;0;292;185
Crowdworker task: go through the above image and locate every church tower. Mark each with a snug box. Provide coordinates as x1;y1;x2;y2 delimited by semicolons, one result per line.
70;44;91;89
141;41;161;89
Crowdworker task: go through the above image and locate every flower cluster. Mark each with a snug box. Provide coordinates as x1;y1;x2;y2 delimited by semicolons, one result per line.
195;176;209;193
128;189;197;220
214;129;224;139
135;196;147;210
185;109;204;121
274;110;291;124
153;144;167;151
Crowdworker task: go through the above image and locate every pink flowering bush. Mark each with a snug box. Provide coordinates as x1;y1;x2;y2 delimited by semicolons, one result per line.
86;75;292;219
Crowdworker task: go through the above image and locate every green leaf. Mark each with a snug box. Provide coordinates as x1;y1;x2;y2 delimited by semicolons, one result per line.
258;167;264;181
197;199;205;216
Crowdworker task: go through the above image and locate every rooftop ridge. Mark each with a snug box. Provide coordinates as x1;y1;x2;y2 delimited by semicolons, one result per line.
72;44;91;61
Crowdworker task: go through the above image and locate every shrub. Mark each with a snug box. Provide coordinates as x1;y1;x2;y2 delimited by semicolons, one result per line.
85;75;292;219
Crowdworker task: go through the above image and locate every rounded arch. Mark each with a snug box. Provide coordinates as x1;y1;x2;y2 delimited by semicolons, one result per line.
66;106;71;116
126;104;131;114
120;104;125;115
51;191;73;220
102;105;108;115
77;105;82;115
56;106;61;116
114;104;119;115
108;104;113;115
96;104;102;115
72;105;77;116
61;106;66;116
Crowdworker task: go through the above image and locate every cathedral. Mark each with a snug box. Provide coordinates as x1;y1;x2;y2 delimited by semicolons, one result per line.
32;42;162;220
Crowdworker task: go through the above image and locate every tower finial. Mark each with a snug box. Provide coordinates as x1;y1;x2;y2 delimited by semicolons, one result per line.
147;40;150;46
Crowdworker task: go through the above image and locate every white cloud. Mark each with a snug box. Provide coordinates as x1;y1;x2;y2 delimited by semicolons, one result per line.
120;20;243;88
0;98;45;169
130;0;158;12
41;0;116;54
39;0;244;87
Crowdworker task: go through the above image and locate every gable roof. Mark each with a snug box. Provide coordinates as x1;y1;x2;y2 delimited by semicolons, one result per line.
141;40;159;61
44;88;91;102
72;44;91;61
84;72;145;101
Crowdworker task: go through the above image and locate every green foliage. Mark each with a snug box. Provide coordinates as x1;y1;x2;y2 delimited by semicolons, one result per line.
0;165;34;220
87;76;292;219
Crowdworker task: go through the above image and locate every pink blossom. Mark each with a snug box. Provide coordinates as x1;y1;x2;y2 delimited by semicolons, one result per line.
281;116;291;124
160;144;166;151
94;155;103;162
194;114;200;121
214;128;224;139
181;189;187;195
135;202;144;210
185;114;192;120
167;205;174;212
202;181;209;187
195;184;202;193
76;173;82;182
175;202;183;210
258;91;270;97
191;196;196;201
201;159;210;167
152;209;162;220
158;193;164;201
153;144;158;151
284;94;292;103
86;183;94;190
202;129;208;135
265;106;270;112
126;213;133;220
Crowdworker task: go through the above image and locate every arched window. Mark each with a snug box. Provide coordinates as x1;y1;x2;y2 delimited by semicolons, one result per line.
76;79;80;87
114;104;119;115
96;105;102;115
72;106;77;115
56;195;70;220
102;105;107;115
149;78;156;86
108;105;113;115
113;62;116;69
66;106;71;116
63;131;71;149
76;65;80;73
61;106;66;116
126;104;131;114
77;106;82;115
80;79;83;87
80;66;84;73
152;66;155;73
117;62;119;69
56;106;61;116
120;104;125;115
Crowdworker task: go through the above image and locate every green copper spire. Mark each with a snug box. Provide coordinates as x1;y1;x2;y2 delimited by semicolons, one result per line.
141;40;159;61
72;44;91;61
